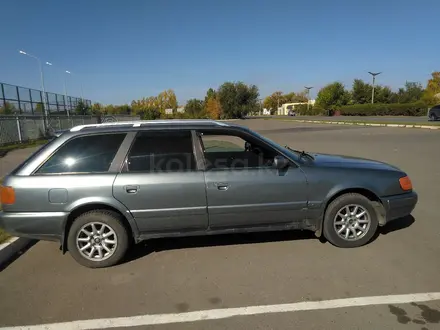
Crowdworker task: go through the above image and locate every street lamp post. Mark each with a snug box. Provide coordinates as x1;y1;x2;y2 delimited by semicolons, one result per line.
45;62;70;117
65;70;84;101
304;86;313;111
64;71;72;116
19;50;48;131
368;71;382;104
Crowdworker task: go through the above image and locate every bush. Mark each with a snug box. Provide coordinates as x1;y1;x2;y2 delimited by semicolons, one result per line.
160;112;191;119
293;104;326;116
339;102;429;116
139;109;161;120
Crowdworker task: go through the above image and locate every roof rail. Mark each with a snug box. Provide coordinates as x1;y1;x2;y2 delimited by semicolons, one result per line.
69;119;229;132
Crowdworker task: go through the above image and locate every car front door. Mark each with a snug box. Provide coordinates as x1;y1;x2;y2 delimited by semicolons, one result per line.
113;129;208;233
195;129;308;229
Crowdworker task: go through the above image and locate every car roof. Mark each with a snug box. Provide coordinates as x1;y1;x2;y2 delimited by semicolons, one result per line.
63;119;247;136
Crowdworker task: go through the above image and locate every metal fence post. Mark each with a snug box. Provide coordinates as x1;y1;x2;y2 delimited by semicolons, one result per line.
1;83;5;108
29;89;34;115
16;86;22;114
16;116;22;143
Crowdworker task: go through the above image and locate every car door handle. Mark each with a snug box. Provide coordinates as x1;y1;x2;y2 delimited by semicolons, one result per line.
214;182;229;191
125;185;139;194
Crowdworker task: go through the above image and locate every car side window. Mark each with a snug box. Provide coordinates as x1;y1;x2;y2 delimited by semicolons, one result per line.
199;132;278;170
126;130;196;172
36;133;127;174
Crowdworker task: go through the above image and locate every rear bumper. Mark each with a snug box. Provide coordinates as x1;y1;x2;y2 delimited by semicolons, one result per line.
0;211;67;242
381;191;418;223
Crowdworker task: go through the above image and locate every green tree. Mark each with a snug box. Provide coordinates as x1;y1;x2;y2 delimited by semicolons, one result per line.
316;82;350;110
185;99;205;118
91;102;104;115
263;91;283;114
156;89;178;112
422;72;440;105
75;100;91;115
204;88;217;104
0;102;16;114
374;86;395;104
217;82;259;119
131;96;161;119
114;104;131;114
396;81;424;103
351;79;372;104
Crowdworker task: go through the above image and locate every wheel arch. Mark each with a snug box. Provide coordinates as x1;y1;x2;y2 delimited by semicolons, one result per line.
315;187;386;237
61;202;139;253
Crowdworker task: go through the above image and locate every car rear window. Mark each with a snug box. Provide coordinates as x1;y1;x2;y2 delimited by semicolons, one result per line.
36;133;126;174
8;138;58;175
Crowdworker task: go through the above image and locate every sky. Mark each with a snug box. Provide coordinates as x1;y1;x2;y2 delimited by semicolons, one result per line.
0;0;438;105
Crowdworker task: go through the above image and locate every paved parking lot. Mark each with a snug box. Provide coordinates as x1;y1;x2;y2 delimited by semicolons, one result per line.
1;119;440;329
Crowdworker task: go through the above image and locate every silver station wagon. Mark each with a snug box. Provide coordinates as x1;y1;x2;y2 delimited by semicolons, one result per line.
0;120;418;268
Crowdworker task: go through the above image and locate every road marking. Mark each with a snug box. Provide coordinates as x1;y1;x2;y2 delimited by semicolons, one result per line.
3;292;440;330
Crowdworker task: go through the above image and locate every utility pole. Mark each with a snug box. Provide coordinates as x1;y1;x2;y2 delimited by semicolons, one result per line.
368;72;382;104
305;86;313;111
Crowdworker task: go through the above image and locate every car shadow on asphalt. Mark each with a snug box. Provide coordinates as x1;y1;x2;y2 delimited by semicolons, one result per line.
379;215;415;236
123;215;415;264
124;230;316;263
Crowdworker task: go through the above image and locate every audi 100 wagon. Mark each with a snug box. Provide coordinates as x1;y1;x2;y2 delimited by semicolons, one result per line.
0;120;418;268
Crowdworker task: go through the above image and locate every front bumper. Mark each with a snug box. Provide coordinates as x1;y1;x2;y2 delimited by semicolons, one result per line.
381;191;418;223
0;211;67;242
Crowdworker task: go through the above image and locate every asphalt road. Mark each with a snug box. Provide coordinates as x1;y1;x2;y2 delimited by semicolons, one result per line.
254;115;432;123
1;120;440;330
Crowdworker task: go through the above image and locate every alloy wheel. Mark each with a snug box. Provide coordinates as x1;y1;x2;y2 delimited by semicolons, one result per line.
333;204;371;241
76;222;118;261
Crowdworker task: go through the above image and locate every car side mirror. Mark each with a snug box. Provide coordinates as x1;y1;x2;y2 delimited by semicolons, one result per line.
273;155;289;169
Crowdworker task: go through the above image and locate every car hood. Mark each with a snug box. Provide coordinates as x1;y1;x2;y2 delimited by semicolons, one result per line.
309;152;400;171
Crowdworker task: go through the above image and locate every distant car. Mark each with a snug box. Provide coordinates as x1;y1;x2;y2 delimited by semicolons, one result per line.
0;120;417;268
428;105;440;121
288;110;296;116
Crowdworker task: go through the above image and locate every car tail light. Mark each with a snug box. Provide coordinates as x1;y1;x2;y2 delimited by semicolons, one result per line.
0;186;16;205
399;176;412;191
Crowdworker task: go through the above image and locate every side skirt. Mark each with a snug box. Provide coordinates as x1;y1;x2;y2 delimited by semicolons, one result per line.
138;220;317;242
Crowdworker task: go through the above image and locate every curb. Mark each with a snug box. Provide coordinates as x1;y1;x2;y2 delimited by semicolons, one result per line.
0;237;35;269
280;119;440;130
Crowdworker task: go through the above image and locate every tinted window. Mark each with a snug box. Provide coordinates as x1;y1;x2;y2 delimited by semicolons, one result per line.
202;135;245;152
36;133;126;174
199;132;277;170
127;131;196;172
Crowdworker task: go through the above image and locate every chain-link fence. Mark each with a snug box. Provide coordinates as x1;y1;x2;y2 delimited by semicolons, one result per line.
0;115;140;145
0;82;91;115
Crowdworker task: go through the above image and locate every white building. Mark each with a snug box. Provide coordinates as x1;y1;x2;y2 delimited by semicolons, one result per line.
277;100;316;116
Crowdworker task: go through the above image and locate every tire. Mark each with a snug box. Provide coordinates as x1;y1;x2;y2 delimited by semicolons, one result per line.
323;193;378;248
429;113;437;121
67;210;129;268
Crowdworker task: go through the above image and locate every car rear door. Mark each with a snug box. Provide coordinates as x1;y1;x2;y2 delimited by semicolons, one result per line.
112;129;209;233
195;129;309;229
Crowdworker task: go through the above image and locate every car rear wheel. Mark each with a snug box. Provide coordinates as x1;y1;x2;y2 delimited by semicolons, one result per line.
429;113;437;121
323;193;378;248
67;210;129;268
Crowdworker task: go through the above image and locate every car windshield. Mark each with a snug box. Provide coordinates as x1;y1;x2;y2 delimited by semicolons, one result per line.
250;130;303;161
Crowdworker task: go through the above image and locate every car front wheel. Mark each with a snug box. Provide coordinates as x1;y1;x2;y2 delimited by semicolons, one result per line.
429;113;437;121
323;193;378;248
67;210;129;268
